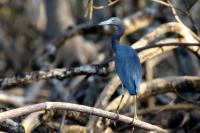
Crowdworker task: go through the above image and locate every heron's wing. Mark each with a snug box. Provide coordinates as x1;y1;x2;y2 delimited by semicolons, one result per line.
115;48;142;95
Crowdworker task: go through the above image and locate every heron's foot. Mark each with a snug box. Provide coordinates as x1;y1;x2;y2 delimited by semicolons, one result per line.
109;109;120;127
115;110;119;115
133;114;138;122
113;110;120;127
130;117;139;125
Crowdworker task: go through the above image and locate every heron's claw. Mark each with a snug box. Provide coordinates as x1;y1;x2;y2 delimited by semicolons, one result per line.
113;110;120;127
115;110;119;115
133;114;138;121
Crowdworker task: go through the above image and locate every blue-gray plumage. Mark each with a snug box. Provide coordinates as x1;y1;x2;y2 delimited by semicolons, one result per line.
99;17;142;119
115;44;141;95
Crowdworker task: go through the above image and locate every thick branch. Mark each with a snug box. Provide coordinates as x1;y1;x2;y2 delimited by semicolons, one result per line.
0;64;109;88
106;76;200;111
138;103;195;115
139;76;200;98
0;102;166;132
21;111;45;133
0;92;25;106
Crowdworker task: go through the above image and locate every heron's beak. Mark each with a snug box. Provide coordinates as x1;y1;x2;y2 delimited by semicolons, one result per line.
98;19;112;25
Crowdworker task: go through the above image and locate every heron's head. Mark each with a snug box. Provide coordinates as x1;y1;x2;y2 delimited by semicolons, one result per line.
98;17;124;37
98;17;123;27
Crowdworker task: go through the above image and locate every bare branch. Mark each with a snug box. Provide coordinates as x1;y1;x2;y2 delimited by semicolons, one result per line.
84;0;120;19
151;0;188;15
93;0;120;9
21;111;45;133
137;42;200;52
182;0;200;34
167;0;183;24
0;64;109;88
139;76;200;99
138;103;195;115
84;0;94;19
152;0;200;41
0;102;166;132
106;76;200;112
0;92;25;106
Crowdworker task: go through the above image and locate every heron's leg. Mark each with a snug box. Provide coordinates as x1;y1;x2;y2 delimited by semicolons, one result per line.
133;95;138;120
113;84;125;127
116;84;125;113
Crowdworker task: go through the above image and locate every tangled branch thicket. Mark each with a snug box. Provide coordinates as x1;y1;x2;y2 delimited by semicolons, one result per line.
0;0;200;132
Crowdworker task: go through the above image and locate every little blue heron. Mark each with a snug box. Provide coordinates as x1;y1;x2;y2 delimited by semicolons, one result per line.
99;17;142;120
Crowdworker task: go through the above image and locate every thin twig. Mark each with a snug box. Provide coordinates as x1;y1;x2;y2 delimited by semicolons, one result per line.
85;0;120;19
21;111;45;133
182;0;200;35
124;3;159;34
93;0;120;9
167;0;183;24
151;0;188;15
136;42;200;52
152;0;200;42
84;0;93;19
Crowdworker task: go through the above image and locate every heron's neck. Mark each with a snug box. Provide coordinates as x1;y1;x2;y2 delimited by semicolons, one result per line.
111;25;124;52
